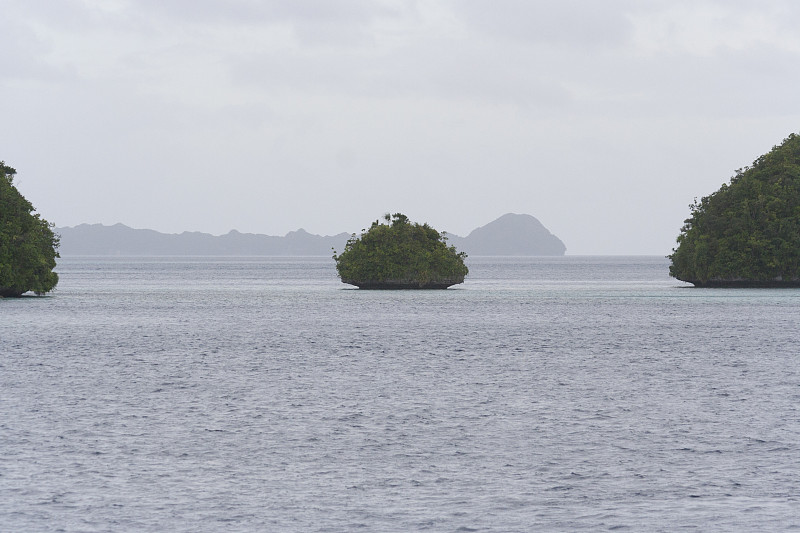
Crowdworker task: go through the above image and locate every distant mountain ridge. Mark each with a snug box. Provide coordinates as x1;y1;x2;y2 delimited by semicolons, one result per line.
56;223;350;256
56;214;566;256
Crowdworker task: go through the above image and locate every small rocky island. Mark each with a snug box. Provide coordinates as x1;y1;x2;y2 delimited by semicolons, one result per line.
333;213;469;289
669;132;800;287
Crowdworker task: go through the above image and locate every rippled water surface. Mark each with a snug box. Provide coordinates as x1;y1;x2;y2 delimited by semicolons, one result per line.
2;256;799;532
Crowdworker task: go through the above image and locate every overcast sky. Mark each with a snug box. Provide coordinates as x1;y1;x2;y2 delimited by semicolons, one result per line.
3;0;799;254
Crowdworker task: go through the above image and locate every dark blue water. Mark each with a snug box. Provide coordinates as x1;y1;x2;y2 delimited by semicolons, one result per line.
2;256;799;532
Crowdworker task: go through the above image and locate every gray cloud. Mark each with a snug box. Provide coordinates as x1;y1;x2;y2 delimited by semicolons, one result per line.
2;0;799;254
230;36;574;111
454;0;636;47
133;0;407;47
0;16;66;82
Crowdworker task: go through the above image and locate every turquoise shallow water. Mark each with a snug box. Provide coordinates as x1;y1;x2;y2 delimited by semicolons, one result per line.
2;256;799;532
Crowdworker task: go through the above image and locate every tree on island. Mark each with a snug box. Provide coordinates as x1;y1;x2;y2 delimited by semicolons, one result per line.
0;161;60;296
669;133;800;286
333;213;469;289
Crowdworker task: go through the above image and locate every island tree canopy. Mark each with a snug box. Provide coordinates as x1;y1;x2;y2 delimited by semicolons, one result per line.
0;161;60;296
333;213;468;289
669;133;800;286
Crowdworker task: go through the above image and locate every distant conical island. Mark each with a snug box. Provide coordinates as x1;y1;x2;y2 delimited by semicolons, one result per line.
56;213;566;256
447;213;566;256
670;132;800;287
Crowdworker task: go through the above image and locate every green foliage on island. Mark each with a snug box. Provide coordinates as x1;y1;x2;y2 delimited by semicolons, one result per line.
333;213;469;289
0;161;59;296
669;133;800;286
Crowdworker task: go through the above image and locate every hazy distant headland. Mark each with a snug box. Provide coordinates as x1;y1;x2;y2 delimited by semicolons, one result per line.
57;213;566;257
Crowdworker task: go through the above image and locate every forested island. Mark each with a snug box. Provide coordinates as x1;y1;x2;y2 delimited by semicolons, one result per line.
333;213;468;289
0;161;59;297
670;133;800;287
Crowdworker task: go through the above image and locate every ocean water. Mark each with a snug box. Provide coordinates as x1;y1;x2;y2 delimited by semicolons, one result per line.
1;256;799;532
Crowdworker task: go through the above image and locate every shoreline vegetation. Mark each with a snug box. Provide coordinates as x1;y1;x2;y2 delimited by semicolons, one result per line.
0;161;59;297
669;132;800;288
333;213;469;289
